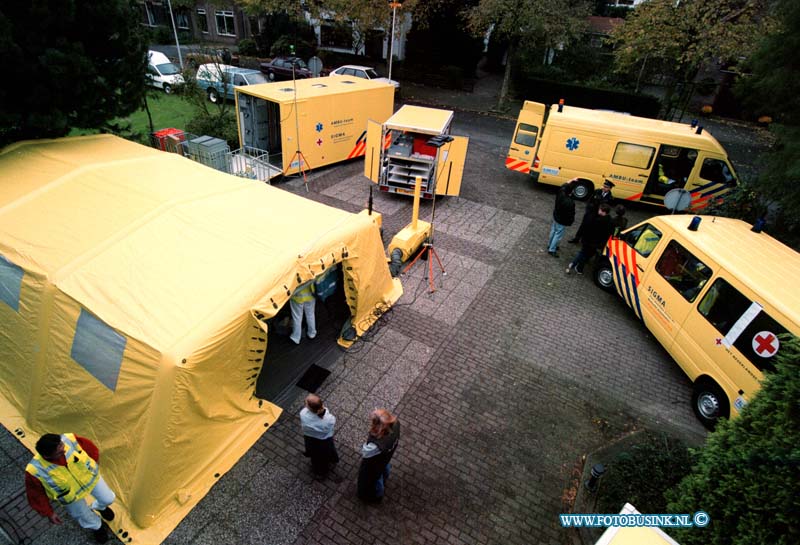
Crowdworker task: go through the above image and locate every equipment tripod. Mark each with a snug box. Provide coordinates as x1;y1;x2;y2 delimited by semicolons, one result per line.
284;149;310;191
283;53;310;191
403;239;446;293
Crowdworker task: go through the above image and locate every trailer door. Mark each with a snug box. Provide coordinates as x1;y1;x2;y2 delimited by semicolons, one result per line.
364;119;383;183
434;135;469;196
506;101;545;174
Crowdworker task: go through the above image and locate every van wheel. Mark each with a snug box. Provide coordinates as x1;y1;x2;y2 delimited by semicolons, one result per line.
572;180;593;201
207;88;220;103
163;84;172;95
691;379;729;430
593;258;615;292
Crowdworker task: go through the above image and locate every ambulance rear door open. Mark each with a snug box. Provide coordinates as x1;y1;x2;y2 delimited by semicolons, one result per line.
434;135;468;196
506;101;546;174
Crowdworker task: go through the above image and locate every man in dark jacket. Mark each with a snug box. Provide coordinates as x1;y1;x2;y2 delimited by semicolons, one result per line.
569;180;615;243
548;180;577;257
566;203;614;274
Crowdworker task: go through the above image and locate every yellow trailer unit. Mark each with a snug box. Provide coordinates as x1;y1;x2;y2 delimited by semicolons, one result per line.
236;77;394;175
506;101;738;210
364;105;469;198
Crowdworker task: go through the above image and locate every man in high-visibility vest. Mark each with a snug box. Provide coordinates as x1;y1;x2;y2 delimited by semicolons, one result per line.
290;280;317;344
25;433;116;544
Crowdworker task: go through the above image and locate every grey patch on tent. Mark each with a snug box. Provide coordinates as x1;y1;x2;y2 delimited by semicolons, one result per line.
70;309;127;391
0;254;23;311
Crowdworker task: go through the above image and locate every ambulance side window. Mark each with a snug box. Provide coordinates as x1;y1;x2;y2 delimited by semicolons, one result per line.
622;224;662;257
655;241;713;302
699;159;736;186
613;142;655;169
698;278;787;373
514;123;538;147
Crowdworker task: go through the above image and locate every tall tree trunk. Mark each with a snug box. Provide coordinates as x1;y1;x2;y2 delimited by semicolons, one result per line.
144;93;155;137
498;41;514;110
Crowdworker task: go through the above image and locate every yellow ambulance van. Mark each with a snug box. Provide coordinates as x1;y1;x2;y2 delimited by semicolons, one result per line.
595;215;799;428
506;101;738;210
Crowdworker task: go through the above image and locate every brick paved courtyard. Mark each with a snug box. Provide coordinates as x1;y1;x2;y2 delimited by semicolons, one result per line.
1;113;715;545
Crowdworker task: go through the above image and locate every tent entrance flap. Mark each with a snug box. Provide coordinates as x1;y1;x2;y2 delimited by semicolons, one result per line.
254;266;348;405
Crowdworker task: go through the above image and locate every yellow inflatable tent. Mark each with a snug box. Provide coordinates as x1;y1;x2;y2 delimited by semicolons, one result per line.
0;135;401;543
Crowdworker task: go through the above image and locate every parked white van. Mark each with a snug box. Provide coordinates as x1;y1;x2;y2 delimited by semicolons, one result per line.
146;50;184;94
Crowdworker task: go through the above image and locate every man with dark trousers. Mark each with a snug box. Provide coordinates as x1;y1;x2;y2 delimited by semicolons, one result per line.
569;180;615;243
566;203;614;275
548;179;577;257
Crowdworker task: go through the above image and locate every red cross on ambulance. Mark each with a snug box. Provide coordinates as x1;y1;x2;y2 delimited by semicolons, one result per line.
752;331;779;357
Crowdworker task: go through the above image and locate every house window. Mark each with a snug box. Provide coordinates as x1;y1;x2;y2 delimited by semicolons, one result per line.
197;9;209;33
143;1;156;26
176;9;189;30
216;10;235;36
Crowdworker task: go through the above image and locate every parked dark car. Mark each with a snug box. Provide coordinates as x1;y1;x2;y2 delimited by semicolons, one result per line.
259;57;313;81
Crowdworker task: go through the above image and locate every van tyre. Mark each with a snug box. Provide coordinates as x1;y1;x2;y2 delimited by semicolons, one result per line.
163;84;172;95
692;379;729;430
572;180;593;201
593;259;615;292
208;88;220;103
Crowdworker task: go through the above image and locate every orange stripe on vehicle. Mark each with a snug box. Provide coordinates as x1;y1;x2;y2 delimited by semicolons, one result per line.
347;131;367;159
505;157;531;173
627;242;640;285
383;133;392;149
689;192;720;210
625;192;643;201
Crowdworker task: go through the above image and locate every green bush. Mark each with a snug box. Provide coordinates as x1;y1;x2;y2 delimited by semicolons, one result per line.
666;337;800;545
186;109;238;149
238;39;258;57
597;432;693;515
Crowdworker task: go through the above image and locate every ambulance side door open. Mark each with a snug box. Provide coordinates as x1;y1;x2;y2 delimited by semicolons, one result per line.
364;118;384;183
603;141;659;201
506;101;545;172
434;135;469;196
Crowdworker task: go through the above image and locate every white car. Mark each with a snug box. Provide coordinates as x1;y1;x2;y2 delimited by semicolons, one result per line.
146;51;184;94
329;65;399;90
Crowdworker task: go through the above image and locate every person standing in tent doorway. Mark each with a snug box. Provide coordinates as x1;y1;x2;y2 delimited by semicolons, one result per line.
300;393;340;479
290;279;316;344
357;409;400;502
25;433;116;544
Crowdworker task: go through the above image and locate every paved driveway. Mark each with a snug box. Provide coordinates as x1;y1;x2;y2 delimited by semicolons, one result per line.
3;110;714;545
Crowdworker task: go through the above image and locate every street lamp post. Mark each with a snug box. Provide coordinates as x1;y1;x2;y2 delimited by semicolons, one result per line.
166;0;184;70
387;1;403;81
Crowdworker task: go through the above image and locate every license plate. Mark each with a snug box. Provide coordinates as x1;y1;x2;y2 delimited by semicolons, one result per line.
395;187;415;195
